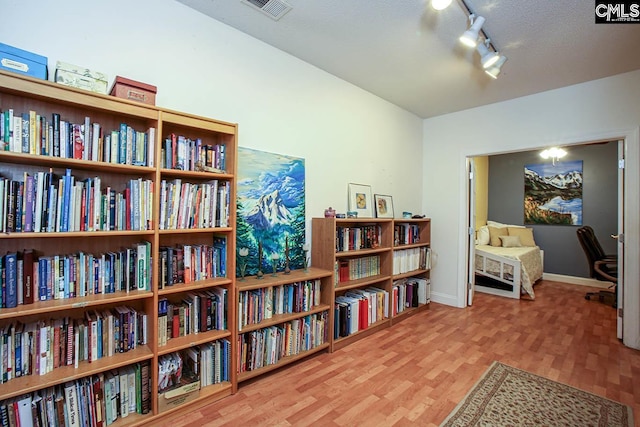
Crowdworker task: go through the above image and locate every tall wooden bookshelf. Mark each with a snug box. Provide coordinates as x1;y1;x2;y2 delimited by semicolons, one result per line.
311;217;394;351
0;70;237;426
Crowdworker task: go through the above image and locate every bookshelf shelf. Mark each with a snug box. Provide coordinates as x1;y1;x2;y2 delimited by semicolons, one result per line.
333;275;392;291
0;346;153;402
0;290;153;320
239;304;331;333
157;330;232;356
157;277;233;295
0;70;237;424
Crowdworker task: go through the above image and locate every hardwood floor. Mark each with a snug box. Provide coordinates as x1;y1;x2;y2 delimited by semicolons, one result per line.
157;280;640;426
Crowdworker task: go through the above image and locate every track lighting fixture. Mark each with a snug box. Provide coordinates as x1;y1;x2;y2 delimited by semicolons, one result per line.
459;14;485;48
431;0;453;10
477;39;499;69
484;55;507;79
433;0;508;78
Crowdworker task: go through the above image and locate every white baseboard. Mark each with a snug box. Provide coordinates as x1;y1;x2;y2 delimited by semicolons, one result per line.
542;273;613;289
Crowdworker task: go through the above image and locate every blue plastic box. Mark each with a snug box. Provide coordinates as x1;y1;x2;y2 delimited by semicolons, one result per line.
0;43;48;80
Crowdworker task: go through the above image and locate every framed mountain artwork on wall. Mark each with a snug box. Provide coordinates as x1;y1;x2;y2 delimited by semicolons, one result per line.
524;160;583;225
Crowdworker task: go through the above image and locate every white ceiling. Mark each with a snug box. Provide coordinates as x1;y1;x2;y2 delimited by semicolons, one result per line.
176;0;640;119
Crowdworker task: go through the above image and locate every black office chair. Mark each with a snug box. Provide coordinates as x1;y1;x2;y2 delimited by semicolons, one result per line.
576;226;617;307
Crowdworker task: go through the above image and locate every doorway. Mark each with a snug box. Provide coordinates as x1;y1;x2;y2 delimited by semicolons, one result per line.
464;140;624;338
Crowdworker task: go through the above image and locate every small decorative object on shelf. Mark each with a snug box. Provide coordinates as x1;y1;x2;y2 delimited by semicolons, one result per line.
257;240;264;279
347;211;358;218
284;237;291;274
271;253;280;277
238;247;249;281
324;207;336;218
302;243;310;272
403;211;413;219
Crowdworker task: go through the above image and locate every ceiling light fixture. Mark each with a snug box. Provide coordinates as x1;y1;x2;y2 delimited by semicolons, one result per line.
431;0;453;10
540;147;567;165
484;55;507;79
459;14;485;47
432;0;508;78
477;39;499;69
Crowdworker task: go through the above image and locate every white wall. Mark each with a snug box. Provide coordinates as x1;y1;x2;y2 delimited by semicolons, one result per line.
0;0;423;236
423;70;640;348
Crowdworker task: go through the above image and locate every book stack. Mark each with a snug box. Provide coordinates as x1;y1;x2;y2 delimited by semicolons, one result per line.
0;109;155;166
159;179;230;229
237;312;329;373
392;246;431;274
335;255;381;285
158;242;227;288
0;170;154;233
335;225;382;252
0;363;150;427
157;288;228;346
391;277;430;316
161;134;226;173
393;223;420;246
0;244;151;309
0;308;147;382
238;279;322;331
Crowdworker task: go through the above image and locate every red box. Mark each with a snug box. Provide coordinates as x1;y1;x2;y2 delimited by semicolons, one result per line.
109;76;157;105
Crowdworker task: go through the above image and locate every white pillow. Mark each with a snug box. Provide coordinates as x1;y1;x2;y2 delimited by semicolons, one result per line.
476;226;490;245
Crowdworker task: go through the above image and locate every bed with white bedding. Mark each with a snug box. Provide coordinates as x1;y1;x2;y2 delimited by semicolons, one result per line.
474;244;544;300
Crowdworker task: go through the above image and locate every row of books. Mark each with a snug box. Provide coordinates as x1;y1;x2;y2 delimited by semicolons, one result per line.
158;288;228;346
334;287;389;338
0;307;147;384
335;225;382;252
0;109;155;166
0;170;153;233
159;179;230;230
159;240;227;288
237;280;322;331
393;223;421;246
237;312;329;373
0;109;155;167
335;255;381;285
0;362;151;427
178;339;231;389
162;134;226;173
392;278;430;316
0;245;151;309
392;246;432;275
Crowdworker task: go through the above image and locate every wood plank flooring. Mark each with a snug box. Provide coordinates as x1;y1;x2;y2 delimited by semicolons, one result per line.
157;281;640;426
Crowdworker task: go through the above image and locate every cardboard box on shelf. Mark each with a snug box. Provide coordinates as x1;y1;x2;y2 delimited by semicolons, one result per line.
109;76;157;105
55;61;108;94
0;43;47;80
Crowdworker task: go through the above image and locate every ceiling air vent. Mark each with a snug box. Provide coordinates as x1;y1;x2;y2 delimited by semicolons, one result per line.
241;0;292;20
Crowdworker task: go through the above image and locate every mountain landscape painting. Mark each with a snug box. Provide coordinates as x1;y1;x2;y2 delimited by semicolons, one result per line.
524;160;583;225
237;147;305;275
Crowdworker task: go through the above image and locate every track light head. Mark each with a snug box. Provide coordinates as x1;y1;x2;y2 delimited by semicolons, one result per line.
431;0;453;10
477;40;499;69
484;55;507;79
459;15;485;48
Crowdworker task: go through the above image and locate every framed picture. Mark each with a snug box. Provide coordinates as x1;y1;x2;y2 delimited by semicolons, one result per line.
374;194;394;218
348;183;373;218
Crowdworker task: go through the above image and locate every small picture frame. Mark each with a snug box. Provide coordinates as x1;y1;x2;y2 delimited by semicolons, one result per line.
374;194;394;218
348;183;373;218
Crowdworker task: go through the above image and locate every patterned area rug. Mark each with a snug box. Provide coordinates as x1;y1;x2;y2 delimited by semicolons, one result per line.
441;361;634;427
